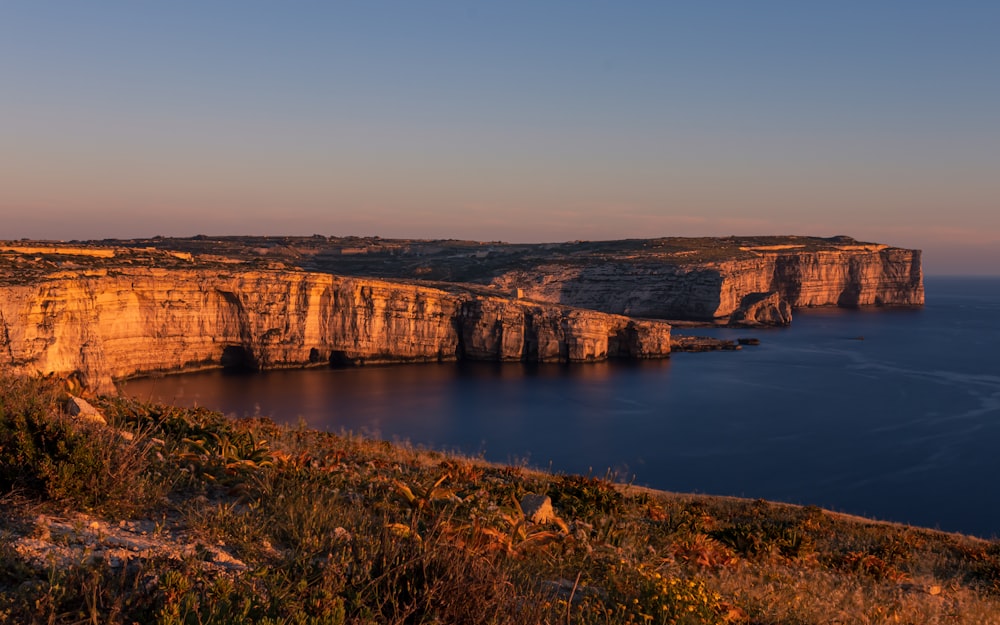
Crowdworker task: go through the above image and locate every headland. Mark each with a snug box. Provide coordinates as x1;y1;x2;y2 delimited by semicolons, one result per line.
0;235;922;393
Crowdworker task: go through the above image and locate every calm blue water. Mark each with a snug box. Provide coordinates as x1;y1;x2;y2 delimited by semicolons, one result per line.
123;277;1000;537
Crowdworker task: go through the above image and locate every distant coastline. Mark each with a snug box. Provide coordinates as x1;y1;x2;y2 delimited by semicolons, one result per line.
0;235;923;393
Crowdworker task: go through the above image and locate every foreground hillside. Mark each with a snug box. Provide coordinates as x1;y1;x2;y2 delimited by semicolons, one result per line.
2;370;999;624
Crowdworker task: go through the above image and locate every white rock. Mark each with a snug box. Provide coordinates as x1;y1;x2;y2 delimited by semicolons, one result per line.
66;396;107;425
520;494;557;525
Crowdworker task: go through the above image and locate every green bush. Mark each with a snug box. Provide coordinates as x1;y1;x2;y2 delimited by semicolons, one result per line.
0;371;167;515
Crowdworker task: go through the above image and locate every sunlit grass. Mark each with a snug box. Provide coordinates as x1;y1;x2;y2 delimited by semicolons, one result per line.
2;367;1000;624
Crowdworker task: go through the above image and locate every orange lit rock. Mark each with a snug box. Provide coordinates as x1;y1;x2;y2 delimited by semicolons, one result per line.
729;291;793;326
0;269;671;394
489;246;923;322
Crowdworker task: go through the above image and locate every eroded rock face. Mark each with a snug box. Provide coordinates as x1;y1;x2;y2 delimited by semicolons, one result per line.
722;248;925;313
490;246;924;321
0;269;671;393
489;263;726;320
457;299;670;363
729;292;794;327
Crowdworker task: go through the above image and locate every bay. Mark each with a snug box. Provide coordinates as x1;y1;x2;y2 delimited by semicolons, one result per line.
123;276;1000;537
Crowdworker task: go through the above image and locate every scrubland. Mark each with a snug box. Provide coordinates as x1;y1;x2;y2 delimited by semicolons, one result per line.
2;369;1000;624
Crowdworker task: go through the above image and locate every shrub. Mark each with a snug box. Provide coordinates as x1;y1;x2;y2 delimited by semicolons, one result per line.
568;560;730;625
551;474;626;518
0;371;168;515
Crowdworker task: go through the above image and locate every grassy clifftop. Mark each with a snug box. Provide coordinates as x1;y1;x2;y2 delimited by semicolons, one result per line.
2;369;999;624
2;234;895;286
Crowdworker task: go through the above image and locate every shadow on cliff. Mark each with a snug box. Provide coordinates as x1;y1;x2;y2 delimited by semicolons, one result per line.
220;346;256;372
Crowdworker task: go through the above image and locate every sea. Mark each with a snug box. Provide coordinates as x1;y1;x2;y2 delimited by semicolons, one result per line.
123;276;1000;538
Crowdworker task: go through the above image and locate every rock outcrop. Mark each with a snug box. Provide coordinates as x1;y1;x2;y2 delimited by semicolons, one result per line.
729;292;793;327
65;395;107;425
0;269;671;394
457;299;669;363
489;245;923;322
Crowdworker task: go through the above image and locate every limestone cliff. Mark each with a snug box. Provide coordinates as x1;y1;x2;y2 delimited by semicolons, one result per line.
489;245;924;323
0;269;671;394
457;299;670;363
0;235;924;392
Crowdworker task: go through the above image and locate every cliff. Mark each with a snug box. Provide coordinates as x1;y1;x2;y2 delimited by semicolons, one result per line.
0;235;924;392
0;268;671;394
147;234;918;326
488;245;924;324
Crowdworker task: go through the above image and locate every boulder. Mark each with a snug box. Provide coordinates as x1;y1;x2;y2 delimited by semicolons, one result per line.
520;494;558;525
66;396;107;425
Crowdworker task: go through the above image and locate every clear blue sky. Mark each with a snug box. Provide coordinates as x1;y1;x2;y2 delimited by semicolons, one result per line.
2;2;998;274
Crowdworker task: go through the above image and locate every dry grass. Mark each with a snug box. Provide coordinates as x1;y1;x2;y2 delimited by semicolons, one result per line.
2;368;1000;624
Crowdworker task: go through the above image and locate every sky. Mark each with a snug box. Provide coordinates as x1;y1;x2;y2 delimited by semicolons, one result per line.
1;2;998;274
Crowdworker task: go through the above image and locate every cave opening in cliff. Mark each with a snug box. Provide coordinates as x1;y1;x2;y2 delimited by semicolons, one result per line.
220;345;256;372
328;350;357;367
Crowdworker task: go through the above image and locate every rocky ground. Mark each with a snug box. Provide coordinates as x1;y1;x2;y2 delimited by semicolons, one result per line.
5;508;247;574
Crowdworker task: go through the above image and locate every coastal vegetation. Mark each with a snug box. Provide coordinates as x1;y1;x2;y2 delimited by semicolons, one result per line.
1;234;890;287
3;368;1000;624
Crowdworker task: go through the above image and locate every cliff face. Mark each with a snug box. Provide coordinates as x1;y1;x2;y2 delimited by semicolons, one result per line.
458;299;670;363
0;269;671;394
490;246;924;323
0;236;924;392
490;264;725;320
